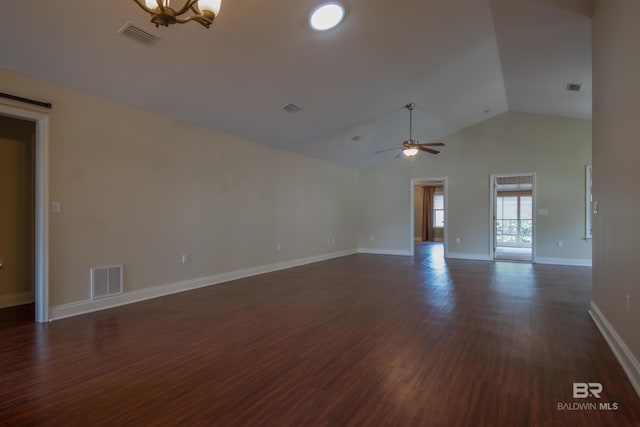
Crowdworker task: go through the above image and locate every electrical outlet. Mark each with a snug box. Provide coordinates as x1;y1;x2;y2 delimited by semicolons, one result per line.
181;254;189;264
277;243;281;251
626;294;631;313
556;240;563;248
370;235;374;241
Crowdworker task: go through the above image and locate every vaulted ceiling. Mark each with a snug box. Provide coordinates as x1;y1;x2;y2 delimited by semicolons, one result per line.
0;0;593;169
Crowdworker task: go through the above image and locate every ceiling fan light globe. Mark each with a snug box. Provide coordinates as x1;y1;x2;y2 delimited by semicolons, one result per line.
403;148;419;157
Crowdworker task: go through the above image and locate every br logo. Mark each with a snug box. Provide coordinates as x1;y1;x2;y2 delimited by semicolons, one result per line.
573;383;603;398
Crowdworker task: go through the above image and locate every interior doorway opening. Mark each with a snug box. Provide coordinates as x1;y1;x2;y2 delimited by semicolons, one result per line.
0;103;50;323
491;174;535;262
411;178;447;257
0;115;36;326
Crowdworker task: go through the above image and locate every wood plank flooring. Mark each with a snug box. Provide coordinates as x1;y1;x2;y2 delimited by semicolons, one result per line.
1;243;639;426
0;302;33;329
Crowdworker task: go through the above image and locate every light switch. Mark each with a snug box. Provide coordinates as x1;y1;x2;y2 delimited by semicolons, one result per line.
52;201;61;214
537;208;548;216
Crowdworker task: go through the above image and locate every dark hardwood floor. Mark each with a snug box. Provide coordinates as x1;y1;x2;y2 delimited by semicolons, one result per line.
1;243;638;426
0;302;34;329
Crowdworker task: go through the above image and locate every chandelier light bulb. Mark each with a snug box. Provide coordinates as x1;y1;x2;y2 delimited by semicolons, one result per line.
145;0;170;7
198;0;221;15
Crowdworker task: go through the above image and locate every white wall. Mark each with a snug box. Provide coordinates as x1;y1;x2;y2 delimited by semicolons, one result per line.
592;0;640;376
359;111;592;263
0;68;359;309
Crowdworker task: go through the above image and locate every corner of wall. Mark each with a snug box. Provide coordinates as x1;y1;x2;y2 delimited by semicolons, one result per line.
589;301;640;399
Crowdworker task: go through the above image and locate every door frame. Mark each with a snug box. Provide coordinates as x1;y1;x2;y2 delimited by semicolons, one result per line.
0;103;50;322
410;177;448;257
489;173;536;262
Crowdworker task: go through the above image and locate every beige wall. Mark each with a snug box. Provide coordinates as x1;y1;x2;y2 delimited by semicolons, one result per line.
0;68;359;307
359;111;592;261
0;115;35;305
592;1;640;366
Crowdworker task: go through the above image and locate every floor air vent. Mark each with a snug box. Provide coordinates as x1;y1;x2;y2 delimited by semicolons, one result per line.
118;22;158;46
91;265;123;299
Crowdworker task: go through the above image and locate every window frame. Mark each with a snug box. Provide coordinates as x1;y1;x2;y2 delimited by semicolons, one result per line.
433;192;445;228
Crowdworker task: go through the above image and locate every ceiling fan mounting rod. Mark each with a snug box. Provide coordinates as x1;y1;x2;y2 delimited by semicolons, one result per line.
407;102;415;143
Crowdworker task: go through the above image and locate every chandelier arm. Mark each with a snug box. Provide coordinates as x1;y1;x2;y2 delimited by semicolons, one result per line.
174;15;212;27
131;0;157;14
173;0;202;16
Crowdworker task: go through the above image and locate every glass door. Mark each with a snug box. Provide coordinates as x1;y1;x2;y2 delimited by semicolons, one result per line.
492;174;534;262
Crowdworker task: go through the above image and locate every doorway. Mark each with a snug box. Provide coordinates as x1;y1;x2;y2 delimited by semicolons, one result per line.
0;115;36;325
490;174;535;262
411;178;447;257
0;103;50;323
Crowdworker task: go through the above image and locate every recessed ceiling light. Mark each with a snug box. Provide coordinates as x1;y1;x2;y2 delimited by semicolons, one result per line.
309;2;345;31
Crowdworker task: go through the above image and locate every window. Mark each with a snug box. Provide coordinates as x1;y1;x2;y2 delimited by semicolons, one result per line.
496;192;532;247
586;165;592;239
433;193;444;228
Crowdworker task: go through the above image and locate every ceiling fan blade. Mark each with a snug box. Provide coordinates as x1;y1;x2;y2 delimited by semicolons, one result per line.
419;142;445;147
375;146;403;153
418;146;440;155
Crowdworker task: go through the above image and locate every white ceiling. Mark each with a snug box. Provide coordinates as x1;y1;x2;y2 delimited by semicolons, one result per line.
0;0;593;169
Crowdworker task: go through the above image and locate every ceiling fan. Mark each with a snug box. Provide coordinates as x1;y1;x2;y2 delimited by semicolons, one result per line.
375;103;445;157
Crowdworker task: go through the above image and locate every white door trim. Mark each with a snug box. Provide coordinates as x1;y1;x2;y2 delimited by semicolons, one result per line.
410;177;448;257
489;173;536;263
0;102;50;322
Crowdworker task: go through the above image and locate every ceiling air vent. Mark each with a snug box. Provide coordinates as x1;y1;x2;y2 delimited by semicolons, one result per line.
281;103;302;113
118;22;158;46
566;83;582;92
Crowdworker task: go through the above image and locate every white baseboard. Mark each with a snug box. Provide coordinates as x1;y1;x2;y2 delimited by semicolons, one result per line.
536;257;592;267
358;248;412;256
446;252;492;261
589;301;640;399
0;291;34;308
50;249;358;321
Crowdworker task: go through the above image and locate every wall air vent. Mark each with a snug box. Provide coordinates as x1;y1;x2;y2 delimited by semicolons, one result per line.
281;103;302;113
91;265;123;299
118;22;158;46
566;83;582;92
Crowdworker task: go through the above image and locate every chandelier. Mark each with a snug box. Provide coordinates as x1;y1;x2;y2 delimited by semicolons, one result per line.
132;0;221;28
